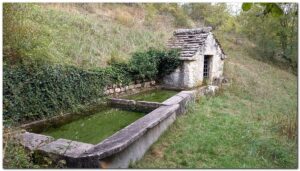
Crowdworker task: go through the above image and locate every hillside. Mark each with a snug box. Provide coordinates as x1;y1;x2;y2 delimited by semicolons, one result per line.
4;4;180;68
134;36;297;168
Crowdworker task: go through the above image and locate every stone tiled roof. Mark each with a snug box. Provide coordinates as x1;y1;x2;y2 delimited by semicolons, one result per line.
167;27;225;59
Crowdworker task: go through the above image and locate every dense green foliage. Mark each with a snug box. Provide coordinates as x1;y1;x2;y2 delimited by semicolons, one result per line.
242;3;283;17
3;49;180;125
129;48;181;80
238;3;298;72
3;63;107;124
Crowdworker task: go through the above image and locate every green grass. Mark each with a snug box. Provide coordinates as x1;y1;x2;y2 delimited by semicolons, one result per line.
133;38;297;168
124;89;179;102
42;108;144;144
4;4;173;68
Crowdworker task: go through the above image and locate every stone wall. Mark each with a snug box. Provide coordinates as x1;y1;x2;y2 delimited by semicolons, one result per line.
163;32;225;89
104;80;157;96
108;98;162;113
204;33;225;82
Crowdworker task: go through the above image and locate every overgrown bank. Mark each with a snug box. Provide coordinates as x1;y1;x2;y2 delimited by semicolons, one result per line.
3;49;180;125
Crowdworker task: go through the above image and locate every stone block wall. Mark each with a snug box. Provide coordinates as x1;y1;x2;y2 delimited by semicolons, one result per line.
108;98;162;113
104;80;157;96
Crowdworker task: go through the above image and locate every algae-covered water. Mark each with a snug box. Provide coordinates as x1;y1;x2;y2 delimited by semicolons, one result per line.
42;108;144;144
124;89;178;102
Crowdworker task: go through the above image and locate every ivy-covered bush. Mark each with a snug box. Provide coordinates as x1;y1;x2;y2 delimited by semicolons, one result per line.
129;49;160;80
3;48;180;125
129;48;180;80
3;63;107;124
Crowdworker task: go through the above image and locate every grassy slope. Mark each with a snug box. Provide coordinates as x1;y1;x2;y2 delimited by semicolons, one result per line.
4;4;174;68
133;37;297;168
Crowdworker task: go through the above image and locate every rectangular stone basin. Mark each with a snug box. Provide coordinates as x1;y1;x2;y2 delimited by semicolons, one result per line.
40;108;144;144
17;86;214;168
122;89;179;102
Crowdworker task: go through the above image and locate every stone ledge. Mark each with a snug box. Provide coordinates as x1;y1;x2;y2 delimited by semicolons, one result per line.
38;139;94;158
18;132;55;150
108;98;163;112
162;90;196;106
79;104;180;160
20;103;106;133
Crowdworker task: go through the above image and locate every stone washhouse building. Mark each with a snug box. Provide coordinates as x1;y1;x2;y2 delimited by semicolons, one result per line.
163;27;226;89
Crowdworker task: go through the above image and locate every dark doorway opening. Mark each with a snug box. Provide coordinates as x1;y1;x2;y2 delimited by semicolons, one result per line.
203;55;212;79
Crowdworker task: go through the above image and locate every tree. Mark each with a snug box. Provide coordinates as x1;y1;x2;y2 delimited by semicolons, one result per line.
239;3;298;71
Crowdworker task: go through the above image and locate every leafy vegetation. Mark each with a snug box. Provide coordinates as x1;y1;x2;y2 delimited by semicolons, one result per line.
129;48;181;80
3;49;180;125
238;3;298;73
3;138;40;169
242;3;283;17
3;63;107;125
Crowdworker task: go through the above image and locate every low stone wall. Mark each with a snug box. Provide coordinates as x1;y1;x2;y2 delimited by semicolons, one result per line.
19;103;106;133
17;85;220;168
108;98;162;113
104;80;157;96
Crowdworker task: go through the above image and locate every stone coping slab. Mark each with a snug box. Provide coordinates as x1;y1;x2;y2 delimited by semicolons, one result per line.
79;104;180;159
162;90;196;106
20;102;107;133
18;132;55;150
38;139;94;158
108;98;163;112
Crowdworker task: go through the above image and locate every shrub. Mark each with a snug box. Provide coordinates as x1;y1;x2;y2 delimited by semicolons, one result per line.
156;49;181;78
129;49;160;80
3;62;109;124
129;48;180;80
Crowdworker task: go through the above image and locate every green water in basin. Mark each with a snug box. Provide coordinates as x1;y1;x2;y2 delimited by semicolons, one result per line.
124;89;178;102
42;108;144;144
